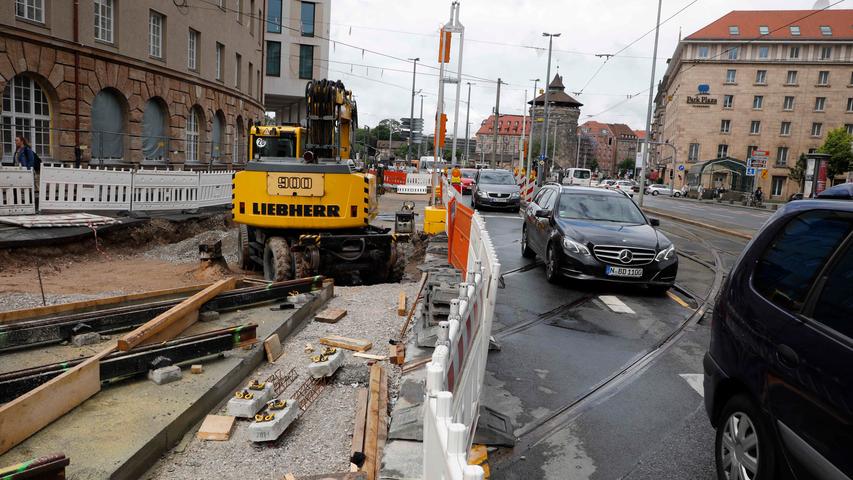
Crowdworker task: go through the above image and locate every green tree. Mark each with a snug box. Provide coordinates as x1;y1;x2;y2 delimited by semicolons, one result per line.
818;127;853;179
588;158;599;173
617;158;635;174
788;153;807;184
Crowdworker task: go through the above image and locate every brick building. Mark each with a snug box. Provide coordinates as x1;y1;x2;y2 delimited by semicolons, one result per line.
475;114;530;167
577;121;640;176
1;0;264;167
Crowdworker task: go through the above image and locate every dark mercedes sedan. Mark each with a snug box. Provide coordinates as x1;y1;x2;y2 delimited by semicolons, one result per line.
521;184;677;292
472;169;521;212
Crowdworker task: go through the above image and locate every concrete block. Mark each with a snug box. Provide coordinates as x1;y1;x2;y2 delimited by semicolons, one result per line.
226;382;275;418
247;399;300;442
199;310;220;322
148;365;182;385
307;348;345;379
71;332;102;347
191;364;203;374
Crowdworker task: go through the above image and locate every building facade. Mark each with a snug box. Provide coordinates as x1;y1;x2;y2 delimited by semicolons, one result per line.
475;114;530;167
264;0;330;123
578;120;640;176
529;74;582;171
1;0;264;167
653;9;853;199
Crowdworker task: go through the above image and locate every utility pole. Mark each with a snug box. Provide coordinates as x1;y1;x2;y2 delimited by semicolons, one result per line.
418;94;424;159
527;78;539;178
407;57;419;164
464;82;472;166
491;78;502;169
576;131;581;168
520;89;527;169
539;32;560;185
638;0;662;207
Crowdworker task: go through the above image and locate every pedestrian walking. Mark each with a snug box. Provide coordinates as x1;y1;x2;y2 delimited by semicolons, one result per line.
14;135;35;169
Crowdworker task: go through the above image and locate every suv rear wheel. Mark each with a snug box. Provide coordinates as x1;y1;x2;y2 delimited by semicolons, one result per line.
715;394;778;480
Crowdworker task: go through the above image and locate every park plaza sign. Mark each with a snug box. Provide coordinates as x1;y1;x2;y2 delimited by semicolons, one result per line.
686;84;717;107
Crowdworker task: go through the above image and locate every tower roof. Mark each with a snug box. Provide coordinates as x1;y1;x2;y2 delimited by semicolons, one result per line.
530;75;582;107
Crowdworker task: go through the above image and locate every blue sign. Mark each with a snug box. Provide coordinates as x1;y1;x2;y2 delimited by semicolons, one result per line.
746;167;756;176
539;154;547;160
678;165;685;171
698;84;710;94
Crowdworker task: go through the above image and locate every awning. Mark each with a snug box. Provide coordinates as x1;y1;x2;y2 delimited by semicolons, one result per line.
686;157;749;191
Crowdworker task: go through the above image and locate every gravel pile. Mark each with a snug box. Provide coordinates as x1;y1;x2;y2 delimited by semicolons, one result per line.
0;291;126;313
143;228;238;265
146;280;422;479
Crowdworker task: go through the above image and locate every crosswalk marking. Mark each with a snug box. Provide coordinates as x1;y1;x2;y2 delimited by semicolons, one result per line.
598;295;635;314
679;374;705;397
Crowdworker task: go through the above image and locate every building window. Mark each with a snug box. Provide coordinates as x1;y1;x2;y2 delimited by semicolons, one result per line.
758;46;769;59
697;46;709;59
808;147;818;154
847;98;853;112
688;143;700;162
725;69;736;83
14;0;44;23
846;124;853;135
266;41;281;77
218;0;225;9
235;53;242;89
1;75;51;160
815;97;826;112
728;46;739;60
142;98;167;161
723;95;734;108
94;0;114;43
776;147;789;166
781;121;791;136
149;11;164;59
267;0;281;32
811;123;823;137
818;71;829;85
215;43;223;81
212;111;224;160
91;89;125;161
790;26;800;36
820;47;832;60
720;119;731;133
717;144;729;158
783;96;795;111
237;0;243;24
850;71;853;85
750;121;761;134
759;26;770;35
820;25;832;36
249;0;255;34
747;145;758;159
729;26;739;35
186;107;201;162
786;70;798;85
187;29;198;71
301;1;315;37
789;46;800;59
755;70;767;84
753;96;763;109
771;176;785;196
299;44;314;80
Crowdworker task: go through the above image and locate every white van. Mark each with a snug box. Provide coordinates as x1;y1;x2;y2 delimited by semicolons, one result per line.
562;168;592;187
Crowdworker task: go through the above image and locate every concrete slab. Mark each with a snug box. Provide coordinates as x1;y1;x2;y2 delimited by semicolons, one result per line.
247;399;300;442
307;348;344;378
148;365;182;385
226;382;275;418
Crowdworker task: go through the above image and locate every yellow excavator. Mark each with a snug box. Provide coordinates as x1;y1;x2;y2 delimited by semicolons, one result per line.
231;80;408;284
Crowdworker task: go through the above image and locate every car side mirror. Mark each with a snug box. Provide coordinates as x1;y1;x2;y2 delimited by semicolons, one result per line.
649;218;660;227
535;209;552;218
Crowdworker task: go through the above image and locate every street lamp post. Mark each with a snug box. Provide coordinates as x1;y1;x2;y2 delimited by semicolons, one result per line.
527;78;539;177
638;0;663;207
539;33;560;185
407;58;419;164
464;82;473;166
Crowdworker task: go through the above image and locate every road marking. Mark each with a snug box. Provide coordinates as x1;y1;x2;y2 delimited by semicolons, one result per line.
667;291;690;308
598;295;635;314
679;374;705;397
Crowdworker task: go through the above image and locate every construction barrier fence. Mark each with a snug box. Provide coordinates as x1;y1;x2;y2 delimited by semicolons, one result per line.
0;167;36;215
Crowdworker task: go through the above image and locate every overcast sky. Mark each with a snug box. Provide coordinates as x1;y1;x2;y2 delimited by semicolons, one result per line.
326;0;838;137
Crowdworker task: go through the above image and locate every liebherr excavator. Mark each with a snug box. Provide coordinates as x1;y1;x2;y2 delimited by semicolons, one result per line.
231;80;407;284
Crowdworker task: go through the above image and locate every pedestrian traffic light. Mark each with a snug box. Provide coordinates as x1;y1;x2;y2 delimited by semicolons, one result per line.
669;170;673;179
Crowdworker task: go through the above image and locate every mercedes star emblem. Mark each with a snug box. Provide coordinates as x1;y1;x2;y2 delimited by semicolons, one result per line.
618;249;633;264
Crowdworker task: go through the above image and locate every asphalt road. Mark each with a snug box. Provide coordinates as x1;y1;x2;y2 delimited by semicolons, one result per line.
474;206;750;480
641;195;773;233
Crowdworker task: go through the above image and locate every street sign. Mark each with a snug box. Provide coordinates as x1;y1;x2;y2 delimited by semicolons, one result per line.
760;169;769;179
748;157;768;169
746;167;757;176
678;165;685;171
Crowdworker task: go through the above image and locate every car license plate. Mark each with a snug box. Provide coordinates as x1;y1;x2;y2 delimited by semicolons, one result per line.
606;266;643;277
492;197;507;203
267;173;324;197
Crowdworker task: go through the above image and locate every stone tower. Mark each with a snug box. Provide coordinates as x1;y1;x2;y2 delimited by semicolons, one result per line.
529;74;583;171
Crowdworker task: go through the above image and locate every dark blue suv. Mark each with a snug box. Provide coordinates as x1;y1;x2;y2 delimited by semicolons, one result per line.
704;200;853;480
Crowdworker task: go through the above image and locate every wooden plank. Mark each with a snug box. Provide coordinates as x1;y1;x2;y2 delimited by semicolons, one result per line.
196;415;236;441
398;272;429;340
283;474;297;480
315;308;347;324
140;310;199;346
351;388;369;457
264;333;283;362
397;292;407;316
0;283;211;324
363;364;382;480
0;347;113;455
319;335;372;352
353;353;387;361
374;367;389;480
117;278;237;351
401;356;431;373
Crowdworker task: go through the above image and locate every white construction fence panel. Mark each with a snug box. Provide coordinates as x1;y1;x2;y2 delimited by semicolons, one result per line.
0;167;36;215
40;164;133;211
397;184;428;195
131;169;199;211
407;173;433;186
197;171;233;208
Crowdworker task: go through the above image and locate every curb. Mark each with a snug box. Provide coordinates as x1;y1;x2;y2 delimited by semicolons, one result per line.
642;207;754;241
669;196;779;213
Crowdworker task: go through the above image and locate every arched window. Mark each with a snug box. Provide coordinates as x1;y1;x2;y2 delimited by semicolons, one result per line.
91;89;126;161
212;110;225;161
234;116;245;163
142;98;168;161
1;75;51;162
186;106;203;162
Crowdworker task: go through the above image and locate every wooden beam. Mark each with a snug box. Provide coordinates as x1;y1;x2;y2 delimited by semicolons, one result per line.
0;347;113;455
401;356;431;374
398;273;429;341
0;283;211;324
140;310;199;346
315;308;347;324
374;366;389;480
117;278;236;351
353;353;387;361
363;364;382;480
319;335;372;352
351;388;369;457
397;292;407;316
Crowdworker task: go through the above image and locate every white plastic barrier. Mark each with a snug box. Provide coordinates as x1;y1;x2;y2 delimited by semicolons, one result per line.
197;171;234;207
398;184;429;195
131;169;199;210
423;212;500;480
0;167;36;215
40;164;133;211
407;173;433;186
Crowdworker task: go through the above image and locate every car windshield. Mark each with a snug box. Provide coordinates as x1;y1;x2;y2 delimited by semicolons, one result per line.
558;193;647;224
573;170;591;179
479;171;516;185
461;170;476;179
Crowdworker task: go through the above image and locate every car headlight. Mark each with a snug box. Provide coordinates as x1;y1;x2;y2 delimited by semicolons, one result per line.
477;190;488;197
655;244;676;262
562;237;591;255
510;192;520;199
